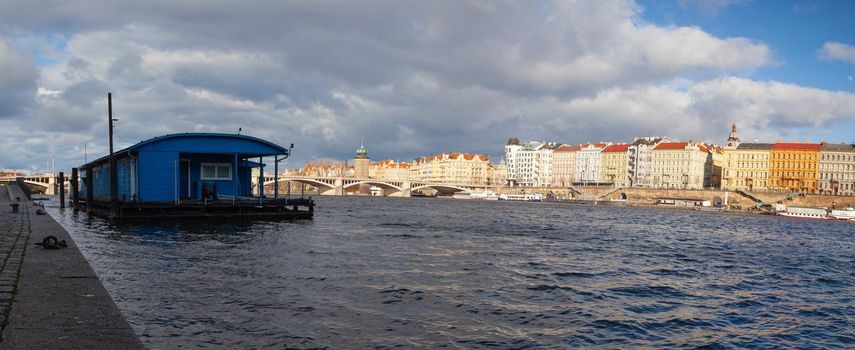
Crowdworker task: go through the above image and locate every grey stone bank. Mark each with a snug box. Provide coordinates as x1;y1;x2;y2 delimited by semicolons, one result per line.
0;184;143;349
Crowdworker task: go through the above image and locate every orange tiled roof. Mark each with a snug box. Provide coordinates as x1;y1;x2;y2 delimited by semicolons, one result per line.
602;144;630;152
654;142;689;150
771;143;823;151
554;144;581;152
416;152;488;162
579;143;606;149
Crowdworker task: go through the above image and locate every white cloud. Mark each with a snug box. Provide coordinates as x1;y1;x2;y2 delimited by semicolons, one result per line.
688;77;855;139
0;1;850;172
818;41;855;64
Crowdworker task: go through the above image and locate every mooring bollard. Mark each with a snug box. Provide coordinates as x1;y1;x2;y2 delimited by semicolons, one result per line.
10;203;19;213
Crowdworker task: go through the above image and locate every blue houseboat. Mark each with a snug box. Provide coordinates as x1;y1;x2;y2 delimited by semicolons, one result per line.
74;133;313;219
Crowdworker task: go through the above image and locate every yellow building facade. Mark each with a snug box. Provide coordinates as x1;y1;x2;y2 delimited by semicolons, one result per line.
722;143;773;191
768;143;822;193
600;144;629;187
651;142;712;189
409;153;493;186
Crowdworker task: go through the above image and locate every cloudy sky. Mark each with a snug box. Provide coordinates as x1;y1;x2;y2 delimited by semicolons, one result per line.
1;0;854;171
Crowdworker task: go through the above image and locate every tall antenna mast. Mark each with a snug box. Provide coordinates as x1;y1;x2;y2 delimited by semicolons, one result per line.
108;93;119;217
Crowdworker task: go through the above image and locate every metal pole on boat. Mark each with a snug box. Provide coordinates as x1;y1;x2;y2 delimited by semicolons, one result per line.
233;153;238;206
274;155;279;200
108;93;120;217
259;156;263;206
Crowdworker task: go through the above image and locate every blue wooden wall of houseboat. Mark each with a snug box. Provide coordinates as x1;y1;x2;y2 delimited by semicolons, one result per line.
80;159;133;201
78;134;284;203
138;151;179;202
178;154;254;200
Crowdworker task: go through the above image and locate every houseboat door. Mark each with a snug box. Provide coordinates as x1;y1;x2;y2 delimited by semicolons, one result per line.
179;159;190;199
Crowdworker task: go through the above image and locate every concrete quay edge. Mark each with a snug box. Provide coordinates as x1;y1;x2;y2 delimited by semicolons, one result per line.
0;184;144;349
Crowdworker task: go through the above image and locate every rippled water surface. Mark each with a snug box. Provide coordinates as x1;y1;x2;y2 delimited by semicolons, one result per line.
45;197;855;349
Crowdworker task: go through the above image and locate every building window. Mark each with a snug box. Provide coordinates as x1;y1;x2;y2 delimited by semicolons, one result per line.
201;163;233;180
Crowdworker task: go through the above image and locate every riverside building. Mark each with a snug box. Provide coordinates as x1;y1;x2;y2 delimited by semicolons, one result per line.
628;137;667;187
410;152;493;186
504;138;558;187
552;144;580;187
575;143;608;184
369;160;411;181
651;141;712;189
722;143;773;191
491;161;508;187
600;144;630;187
818;143;855;196
768;143;821;193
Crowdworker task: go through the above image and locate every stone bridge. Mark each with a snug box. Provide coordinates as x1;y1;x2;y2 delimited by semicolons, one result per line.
258;176;488;197
0;174;69;196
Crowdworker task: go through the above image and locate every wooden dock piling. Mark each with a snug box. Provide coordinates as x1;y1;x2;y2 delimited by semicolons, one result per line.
58;171;65;208
71;168;79;208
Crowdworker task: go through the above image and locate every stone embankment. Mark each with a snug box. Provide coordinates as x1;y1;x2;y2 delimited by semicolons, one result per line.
0;184;143;349
496;186;855;209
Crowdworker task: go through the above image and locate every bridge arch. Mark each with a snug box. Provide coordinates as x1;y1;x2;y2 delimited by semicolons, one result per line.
21;180;51;194
411;184;470;195
342;181;403;196
265;178;338;195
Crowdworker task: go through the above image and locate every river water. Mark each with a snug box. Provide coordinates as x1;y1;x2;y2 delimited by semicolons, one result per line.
45;197;855;349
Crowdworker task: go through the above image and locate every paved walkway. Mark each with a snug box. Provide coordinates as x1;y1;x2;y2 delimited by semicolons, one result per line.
0;184;143;349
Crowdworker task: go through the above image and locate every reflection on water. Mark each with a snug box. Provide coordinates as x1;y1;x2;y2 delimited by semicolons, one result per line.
45;197;855;349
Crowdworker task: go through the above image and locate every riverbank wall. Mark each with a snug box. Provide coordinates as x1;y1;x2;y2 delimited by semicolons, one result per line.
494;186;855;209
0;184;143;348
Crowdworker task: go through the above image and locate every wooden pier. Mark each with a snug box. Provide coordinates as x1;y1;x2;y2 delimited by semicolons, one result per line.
75;197;314;220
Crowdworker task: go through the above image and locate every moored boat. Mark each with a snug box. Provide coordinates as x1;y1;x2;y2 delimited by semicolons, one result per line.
498;193;543;202
452;191;499;200
830;207;855;221
777;206;830;220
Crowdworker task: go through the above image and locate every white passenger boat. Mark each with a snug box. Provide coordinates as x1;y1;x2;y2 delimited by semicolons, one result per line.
452;191;499;200
777;206;830;220
498;193;543;202
830;207;855;221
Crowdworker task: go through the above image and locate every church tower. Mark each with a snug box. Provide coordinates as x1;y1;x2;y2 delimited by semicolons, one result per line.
354;140;370;194
725;123;740;149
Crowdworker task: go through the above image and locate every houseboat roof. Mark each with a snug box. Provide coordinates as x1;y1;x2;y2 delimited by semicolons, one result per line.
79;133;291;168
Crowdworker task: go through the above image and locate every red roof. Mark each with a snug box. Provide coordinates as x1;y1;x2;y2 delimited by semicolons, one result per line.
771;143;823;151
654;142;689;150
554;144;581;152
602;144;630;152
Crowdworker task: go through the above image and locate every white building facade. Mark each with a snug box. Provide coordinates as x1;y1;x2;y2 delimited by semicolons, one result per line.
575;143;608;184
505;138;557;187
628;137;666;188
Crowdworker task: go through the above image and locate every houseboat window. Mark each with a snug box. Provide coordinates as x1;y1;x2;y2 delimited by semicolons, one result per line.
201;163;232;180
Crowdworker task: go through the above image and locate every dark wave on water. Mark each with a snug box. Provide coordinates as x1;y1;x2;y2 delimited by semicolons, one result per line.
45;197;855;349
